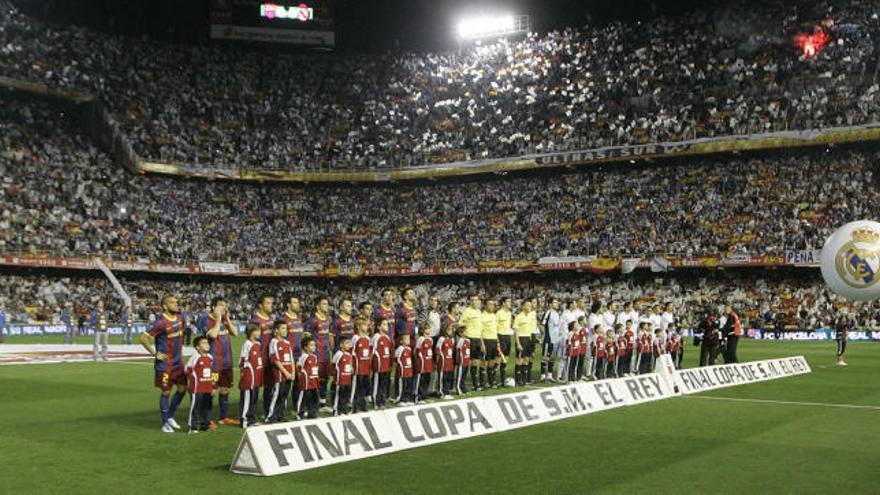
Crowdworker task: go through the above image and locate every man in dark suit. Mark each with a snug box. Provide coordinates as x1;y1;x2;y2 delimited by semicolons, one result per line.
699;311;721;367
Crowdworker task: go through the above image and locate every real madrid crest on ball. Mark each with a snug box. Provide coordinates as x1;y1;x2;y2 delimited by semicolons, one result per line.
820;220;880;301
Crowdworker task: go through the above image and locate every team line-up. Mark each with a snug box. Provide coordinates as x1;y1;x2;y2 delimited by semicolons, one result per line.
139;289;723;433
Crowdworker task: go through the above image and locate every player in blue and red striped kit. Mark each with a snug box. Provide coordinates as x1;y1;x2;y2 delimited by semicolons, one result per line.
280;295;303;410
306;296;334;411
250;295;275;420
139;295;188;433
358;302;375;334
373;289;396;343
395;287;418;346
331;299;355;350
201;296;239;425
440;303;459;343
281;296;304;361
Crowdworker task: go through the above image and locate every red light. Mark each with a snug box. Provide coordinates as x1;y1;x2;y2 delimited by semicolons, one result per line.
795;27;830;58
804;41;816;57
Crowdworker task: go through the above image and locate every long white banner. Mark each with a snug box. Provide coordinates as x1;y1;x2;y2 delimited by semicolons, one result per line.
231;356;810;476
673;355;811;394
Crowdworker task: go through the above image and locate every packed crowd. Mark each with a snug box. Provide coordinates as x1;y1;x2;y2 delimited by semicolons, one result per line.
3;98;879;268
1;0;879;170
1;269;876;331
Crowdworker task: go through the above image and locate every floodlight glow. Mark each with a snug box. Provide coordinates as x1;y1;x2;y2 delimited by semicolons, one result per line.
456;15;516;39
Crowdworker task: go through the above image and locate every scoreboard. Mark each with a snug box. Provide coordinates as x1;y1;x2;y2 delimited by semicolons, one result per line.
210;0;336;47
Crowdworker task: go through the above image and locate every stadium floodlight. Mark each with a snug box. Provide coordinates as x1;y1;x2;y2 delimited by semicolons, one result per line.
456;14;529;40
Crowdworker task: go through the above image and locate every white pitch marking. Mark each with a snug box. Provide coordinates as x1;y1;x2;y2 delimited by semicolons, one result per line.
688;395;880;411
0;356;155;366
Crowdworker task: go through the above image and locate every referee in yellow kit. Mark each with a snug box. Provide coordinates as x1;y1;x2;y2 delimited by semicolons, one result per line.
513;299;537;386
481;299;499;389
459;294;483;391
496;297;514;387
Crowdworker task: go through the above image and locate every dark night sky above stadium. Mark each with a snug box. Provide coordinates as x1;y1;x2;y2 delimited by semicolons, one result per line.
336;0;705;51
16;0;708;52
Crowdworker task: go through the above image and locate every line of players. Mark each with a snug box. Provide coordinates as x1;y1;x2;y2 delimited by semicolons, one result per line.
139;291;686;433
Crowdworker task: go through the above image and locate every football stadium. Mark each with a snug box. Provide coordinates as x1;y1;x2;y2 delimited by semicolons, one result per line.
0;0;879;492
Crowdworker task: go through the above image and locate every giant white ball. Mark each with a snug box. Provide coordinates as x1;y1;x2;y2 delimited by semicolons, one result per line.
820;220;880;301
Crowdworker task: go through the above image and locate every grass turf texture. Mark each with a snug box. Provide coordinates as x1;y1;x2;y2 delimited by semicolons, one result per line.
0;339;877;494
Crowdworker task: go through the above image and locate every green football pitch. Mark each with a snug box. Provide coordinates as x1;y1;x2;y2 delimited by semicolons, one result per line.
0;338;877;494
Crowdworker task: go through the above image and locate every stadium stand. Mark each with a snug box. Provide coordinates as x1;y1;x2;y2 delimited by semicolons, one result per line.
2;97;878;269
1;0;878;170
2;269;875;329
